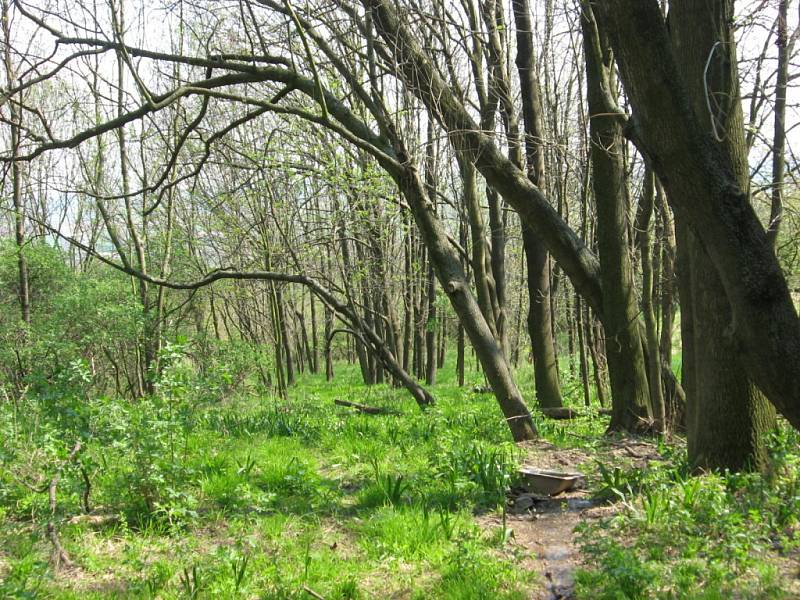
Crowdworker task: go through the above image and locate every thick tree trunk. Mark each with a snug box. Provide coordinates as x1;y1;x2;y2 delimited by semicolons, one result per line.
599;0;800;431
668;0;776;471
679;224;775;470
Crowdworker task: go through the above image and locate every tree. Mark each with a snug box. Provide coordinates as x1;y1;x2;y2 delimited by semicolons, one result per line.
597;0;796;468
580;2;652;430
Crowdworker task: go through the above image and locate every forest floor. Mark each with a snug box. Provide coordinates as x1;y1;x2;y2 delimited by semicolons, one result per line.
1;361;799;598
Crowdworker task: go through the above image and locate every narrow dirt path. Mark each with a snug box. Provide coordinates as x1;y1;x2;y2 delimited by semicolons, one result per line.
497;437;658;598
510;494;595;599
503;440;601;599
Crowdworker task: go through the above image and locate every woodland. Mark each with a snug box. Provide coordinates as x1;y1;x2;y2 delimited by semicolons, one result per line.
1;0;800;598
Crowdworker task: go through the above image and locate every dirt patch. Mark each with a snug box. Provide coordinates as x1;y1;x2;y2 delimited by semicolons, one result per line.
493;436;638;598
517;440;593;474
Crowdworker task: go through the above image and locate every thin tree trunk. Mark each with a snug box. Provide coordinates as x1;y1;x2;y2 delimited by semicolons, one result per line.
324;306;334;381
581;4;652;431
2;0;30;326
512;0;564;409
576;295;592;407
768;0;788;247
310;292;319;373
636;166;666;432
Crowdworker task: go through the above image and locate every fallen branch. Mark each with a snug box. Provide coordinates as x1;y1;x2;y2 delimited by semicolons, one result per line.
303;585;326;599
334;399;394;415
538;407;613;419
540;407;579;420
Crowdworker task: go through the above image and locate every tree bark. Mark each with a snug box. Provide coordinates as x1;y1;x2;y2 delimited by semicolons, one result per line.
768;0;788;247
511;0;564;410
2;0;30;327
636;166;666;432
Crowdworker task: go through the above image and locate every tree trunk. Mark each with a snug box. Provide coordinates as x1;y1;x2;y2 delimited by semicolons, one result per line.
581;5;652;431
669;0;776;471
523;228;564;408
636;166;666;432
511;0;564;409
599;0;800;432
393;156;536;441
768;0;788;247
2;0;30;327
576;295;592;407
324;306;334;381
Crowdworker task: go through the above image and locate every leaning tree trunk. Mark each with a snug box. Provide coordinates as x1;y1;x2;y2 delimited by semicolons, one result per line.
395;162;536;440
598;0;800;434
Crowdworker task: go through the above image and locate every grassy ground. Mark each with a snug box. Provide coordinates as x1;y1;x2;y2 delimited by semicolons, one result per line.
1;356;799;598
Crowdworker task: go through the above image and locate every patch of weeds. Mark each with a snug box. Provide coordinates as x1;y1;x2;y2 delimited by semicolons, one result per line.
0;551;47;598
434;438;519;505
576;433;800;598
369;458;412;506
430;537;531;599
357;504;451;560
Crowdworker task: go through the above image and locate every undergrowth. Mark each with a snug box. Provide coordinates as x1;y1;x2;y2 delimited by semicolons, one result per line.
0;355;538;598
574;428;800;599
2;350;799;598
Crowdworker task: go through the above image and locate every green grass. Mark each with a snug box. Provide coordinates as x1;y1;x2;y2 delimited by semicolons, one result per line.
0;360;539;598
1;356;799;598
574;429;800;599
